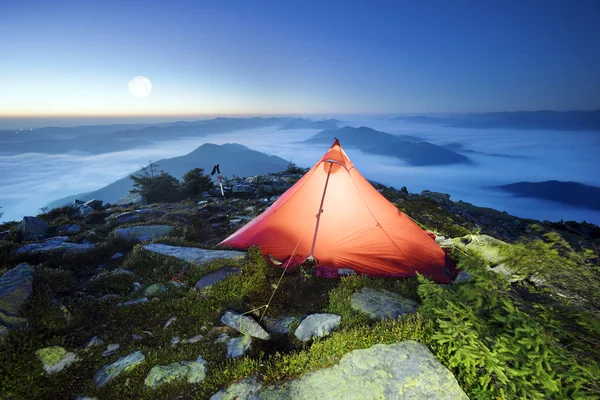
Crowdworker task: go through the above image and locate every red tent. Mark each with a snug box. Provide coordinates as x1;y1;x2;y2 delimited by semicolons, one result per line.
219;139;454;283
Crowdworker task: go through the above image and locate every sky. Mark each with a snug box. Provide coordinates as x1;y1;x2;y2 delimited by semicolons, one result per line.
1;0;599;116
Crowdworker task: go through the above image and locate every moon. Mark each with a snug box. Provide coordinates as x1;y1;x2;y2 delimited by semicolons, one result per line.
128;76;152;99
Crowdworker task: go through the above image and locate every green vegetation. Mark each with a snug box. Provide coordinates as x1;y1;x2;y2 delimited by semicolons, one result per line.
1;176;599;399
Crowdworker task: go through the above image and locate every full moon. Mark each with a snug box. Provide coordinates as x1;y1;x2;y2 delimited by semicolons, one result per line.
128;76;152;99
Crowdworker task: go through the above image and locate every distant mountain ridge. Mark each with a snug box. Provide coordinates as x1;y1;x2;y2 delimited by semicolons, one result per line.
305;126;470;166
496;181;600;211
278;118;342;130
45;143;290;209
395;110;600;131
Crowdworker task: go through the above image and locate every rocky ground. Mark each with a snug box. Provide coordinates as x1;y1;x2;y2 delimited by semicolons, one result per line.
1;169;599;399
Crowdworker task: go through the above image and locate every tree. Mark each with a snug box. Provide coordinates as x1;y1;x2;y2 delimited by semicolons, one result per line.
181;168;214;198
129;162;182;203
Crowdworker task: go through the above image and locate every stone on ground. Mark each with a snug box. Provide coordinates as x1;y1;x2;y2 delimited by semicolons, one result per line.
115;192;147;206
143;244;245;265
263;316;297;335
93;351;146;388
102;344;120;357
226;335;252;358
0;263;34;336
211;341;468;399
113;225;174;242
117;297;148;307
144;356;208;389
143;283;167;297
17;216;48;236
195;266;242;290
221;310;270;340
454;234;509;264
36;346;80;374
16;237;95;255
294;313;341;342
86;336;104;348
350;287;418;320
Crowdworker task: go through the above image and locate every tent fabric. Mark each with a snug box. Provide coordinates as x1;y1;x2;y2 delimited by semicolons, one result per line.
218;139;454;283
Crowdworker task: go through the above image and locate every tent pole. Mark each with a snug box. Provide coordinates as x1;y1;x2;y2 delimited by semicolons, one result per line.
310;162;333;258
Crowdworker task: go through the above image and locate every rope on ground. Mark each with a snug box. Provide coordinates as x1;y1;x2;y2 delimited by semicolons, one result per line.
237;235;304;335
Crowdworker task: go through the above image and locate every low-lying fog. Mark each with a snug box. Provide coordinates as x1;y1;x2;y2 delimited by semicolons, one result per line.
1;117;599;225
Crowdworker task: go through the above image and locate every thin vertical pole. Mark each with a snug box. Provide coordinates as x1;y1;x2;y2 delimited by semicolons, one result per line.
310;162;333;257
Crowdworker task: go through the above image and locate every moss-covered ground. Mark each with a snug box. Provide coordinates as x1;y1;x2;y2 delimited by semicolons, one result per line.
0;188;599;399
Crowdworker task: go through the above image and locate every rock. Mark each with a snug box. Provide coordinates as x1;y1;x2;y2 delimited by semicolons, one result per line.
143;283;167;297
115;192;147;206
98;294;122;302
294;313;341;342
0;311;28;329
489;263;522;282
144;356;208;389
113;225;174;242
215;333;230;343
16;237;95;255
143;244;245;265
454;234;509;265
0;263;34;321
112;212;142;225
263;316;297;335
133;282;142;292
117;297;148;307
184;334;203;344
75;396;98;400
86;336;104;348
170;336;181;346
435;234;455;248
226;335;252;358
84;199;103;210
221;310;270;340
78;205;95;216
163;316;177;329
132;334;143;341
453;270;473;284
111;252;124;259
102;344;120;357
210;376;262;400
350;288;418;320
195;267;242;290
56;224;81;234
51;298;73;323
93;351;146;388
17;216;48;237
211;341;468;399
420;190;452;205
36;346;79;374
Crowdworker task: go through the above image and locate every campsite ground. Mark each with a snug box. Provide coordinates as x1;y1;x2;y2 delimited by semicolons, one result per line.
1;177;599;399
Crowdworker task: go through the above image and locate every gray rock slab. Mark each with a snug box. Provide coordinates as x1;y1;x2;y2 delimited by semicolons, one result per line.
113;225;173;242
144;356;208;389
211;341;468;400
36;346;80;374
115;192;147;206
56;224;81;234
350;287;418;320
16;237;95;255
195;267;242;290
102;344;120;357
0;263;34;316
221;310;270;340
17;216;48;236
142;244;245;265
263;316;297;335
226;335;252;358
294;313;341;342
93;350;146;388
117;297;148;307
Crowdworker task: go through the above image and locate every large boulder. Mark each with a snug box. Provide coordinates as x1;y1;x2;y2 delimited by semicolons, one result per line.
294;313;341;342
36;346;79;374
221;310;270;340
350;287;418;320
144;356;208;389
113;225;173;242
93;351;146;388
16;237;95;255
115;192;147;206
17;216;48;237
142;244;245;265
0;263;34;335
210;341;468;399
111;212;142;225
84;199;103;210
195;267;242;290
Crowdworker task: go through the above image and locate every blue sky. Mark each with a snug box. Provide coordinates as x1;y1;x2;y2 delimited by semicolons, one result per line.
1;0;599;116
